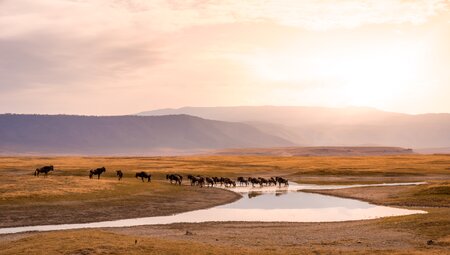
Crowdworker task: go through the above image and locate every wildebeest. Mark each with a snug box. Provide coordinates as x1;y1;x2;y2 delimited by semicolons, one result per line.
116;170;123;181
237;177;248;186
205;177;215;187
248;177;260;187
34;165;54;177
258;177;268;187
223;178;236;187
268;177;277;186
89;167;106;179
212;177;219;184
275;176;289;187
187;175;205;187
135;172;151;182
196;176;205;187
166;174;182;185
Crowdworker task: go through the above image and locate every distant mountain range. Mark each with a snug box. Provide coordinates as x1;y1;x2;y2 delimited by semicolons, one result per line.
214;146;414;156
0;114;292;155
139;106;450;150
1;106;448;155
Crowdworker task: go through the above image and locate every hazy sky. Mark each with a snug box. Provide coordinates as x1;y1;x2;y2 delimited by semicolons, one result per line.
1;0;449;115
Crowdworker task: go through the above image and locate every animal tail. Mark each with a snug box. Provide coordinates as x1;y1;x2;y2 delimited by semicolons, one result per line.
34;170;37;176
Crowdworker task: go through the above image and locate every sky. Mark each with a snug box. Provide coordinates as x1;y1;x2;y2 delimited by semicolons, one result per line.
0;0;449;115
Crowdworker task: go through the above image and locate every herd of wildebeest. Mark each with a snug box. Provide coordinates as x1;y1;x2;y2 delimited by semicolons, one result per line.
33;165;289;187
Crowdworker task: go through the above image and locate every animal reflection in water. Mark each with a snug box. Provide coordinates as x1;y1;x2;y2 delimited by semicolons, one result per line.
34;165;54;177
248;191;263;199
89;167;106;179
247;190;287;199
275;190;288;197
136;172;152;182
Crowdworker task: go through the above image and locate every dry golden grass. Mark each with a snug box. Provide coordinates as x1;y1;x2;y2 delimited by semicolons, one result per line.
0;229;446;255
0;155;449;254
1;154;448;202
1;154;449;178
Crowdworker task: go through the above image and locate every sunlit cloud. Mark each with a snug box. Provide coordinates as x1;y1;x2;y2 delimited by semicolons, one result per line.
0;0;449;114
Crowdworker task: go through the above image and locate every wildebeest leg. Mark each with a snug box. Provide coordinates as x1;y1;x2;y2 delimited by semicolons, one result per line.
98;174;100;180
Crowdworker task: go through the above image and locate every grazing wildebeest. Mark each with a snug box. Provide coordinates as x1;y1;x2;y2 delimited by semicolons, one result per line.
237;177;248;186
205;177;214;187
116;170;123;181
166;174;182;185
135;172;151;182
223;178;236;187
275;177;289;187
34;165;54;177
89;167;106;179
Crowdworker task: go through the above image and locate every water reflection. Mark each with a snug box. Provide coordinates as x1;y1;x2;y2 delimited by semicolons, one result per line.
248;191;263;199
0;182;427;235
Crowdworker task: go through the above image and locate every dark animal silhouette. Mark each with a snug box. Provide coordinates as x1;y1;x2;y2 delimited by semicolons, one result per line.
34;165;54;177
136;172;151;182
196;176;205;187
275;177;289;187
205;177;214;187
248;177;260;187
223;178;236;187
166;174;182;185
187;175;197;185
116;170;123;180
212;177;221;185
89;167;106;179
258;177;268;187
188;175;204;187
237;177;248;186
268;177;277;186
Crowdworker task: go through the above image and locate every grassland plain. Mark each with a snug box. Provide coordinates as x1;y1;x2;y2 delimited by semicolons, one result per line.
0;155;449;254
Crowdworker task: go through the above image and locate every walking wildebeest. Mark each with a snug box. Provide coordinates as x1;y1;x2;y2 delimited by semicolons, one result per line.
205;177;215;187
258;177;268;187
89;167;106;179
135;172;151;182
187;175;203;186
166;174;182;185
268;177;277;186
275;177;289;187
213;177;223;185
116;170;123;181
237;177;248;186
34;165;54;177
248;177;260;187
196;176;205;187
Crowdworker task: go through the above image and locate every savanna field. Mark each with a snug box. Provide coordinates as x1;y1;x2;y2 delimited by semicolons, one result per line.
0;155;449;254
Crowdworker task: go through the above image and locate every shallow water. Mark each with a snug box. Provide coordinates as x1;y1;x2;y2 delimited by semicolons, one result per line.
0;182;426;234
